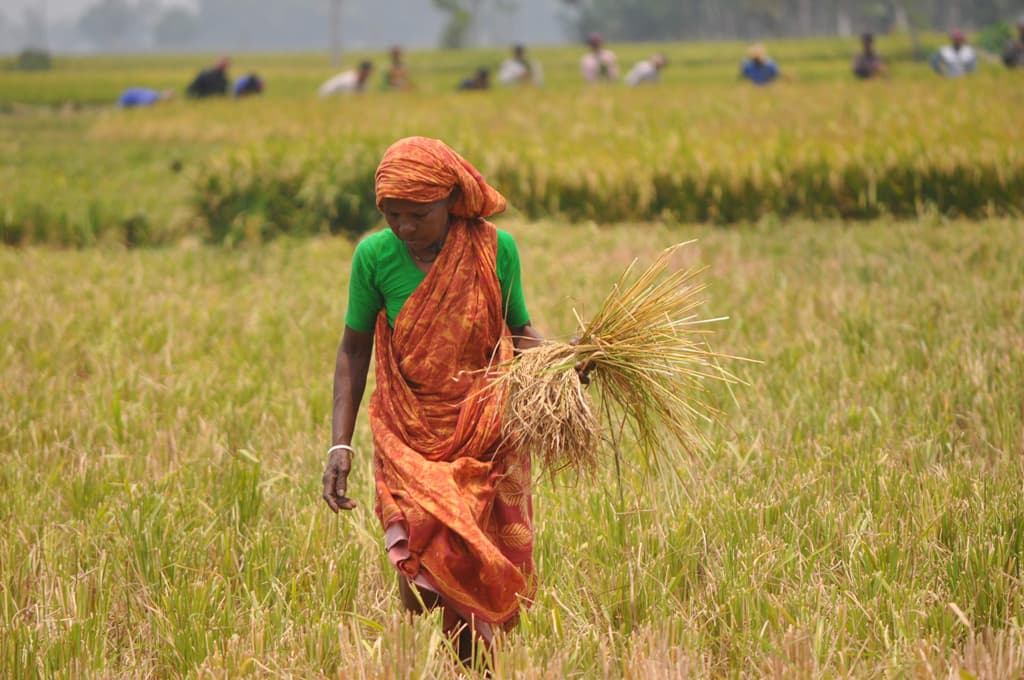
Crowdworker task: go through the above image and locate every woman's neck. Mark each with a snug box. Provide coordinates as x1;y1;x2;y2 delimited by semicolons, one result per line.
406;220;450;267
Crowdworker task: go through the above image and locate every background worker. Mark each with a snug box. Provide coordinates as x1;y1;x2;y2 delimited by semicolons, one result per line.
458;67;491;91
581;32;619;83
186;57;230;98
740;44;780;85
384;46;413;90
233;73;264;97
625;53;668;86
930;30;977;77
498;44;544;86
853;33;886;79
117;87;175;108
319;61;374;96
1003;19;1024;68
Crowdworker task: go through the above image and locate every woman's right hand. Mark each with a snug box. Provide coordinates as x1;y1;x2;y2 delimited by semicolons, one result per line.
569;334;594;385
322;448;357;512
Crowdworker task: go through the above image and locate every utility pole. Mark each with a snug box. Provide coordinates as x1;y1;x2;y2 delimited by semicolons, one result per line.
40;0;50;51
469;0;482;47
798;0;813;36
328;0;342;65
893;2;923;59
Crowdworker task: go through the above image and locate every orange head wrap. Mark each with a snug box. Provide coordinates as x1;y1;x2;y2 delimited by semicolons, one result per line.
375;136;506;219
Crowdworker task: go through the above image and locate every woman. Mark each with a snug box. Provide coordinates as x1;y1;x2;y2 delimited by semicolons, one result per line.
321;137;544;660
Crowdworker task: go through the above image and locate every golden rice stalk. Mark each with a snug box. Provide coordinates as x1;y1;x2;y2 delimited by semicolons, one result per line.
499;241;743;474
500;342;602;474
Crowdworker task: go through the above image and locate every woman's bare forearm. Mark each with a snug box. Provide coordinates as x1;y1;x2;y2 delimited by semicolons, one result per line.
323;326;372;513
332;327;373;446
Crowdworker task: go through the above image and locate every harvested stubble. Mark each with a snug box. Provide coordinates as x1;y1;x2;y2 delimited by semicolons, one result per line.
500;242;742;475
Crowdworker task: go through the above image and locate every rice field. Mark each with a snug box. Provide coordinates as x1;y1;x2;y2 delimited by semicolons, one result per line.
3;217;1023;677
3;38;1024;678
3;40;1023;246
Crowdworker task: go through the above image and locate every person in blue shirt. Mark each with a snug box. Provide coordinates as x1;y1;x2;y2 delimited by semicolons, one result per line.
233;73;264;97
117;87;174;108
740;44;780;85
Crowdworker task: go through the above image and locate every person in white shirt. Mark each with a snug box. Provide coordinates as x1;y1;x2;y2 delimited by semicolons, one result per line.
580;32;619;83
930;30;977;77
318;61;374;97
498;44;544;86
625;53;667;86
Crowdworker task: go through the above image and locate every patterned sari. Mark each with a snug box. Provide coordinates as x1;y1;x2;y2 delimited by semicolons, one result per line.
369;215;535;628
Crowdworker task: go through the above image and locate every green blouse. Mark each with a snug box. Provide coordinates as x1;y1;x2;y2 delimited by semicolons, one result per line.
344;228;531;334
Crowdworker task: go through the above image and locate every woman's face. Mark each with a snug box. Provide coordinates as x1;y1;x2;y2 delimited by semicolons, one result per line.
381;195;452;249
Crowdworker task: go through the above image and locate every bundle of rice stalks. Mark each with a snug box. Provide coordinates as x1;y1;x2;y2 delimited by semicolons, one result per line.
498;241;743;475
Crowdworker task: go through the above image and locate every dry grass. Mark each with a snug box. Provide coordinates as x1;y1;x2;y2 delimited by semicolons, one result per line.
500;242;746;475
3;219;1024;677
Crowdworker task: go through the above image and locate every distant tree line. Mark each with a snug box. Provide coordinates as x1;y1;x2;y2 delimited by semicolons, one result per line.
72;0;331;51
0;7;47;54
557;0;1024;42
431;0;524;48
2;0;1020;55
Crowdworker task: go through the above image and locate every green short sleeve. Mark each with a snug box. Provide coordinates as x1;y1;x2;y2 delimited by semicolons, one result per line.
497;230;530;328
344;237;385;333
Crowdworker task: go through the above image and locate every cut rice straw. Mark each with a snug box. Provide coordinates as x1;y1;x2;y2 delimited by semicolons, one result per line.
496;241;748;475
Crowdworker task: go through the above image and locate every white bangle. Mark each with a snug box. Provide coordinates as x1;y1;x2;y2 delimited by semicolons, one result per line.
328;444;355;456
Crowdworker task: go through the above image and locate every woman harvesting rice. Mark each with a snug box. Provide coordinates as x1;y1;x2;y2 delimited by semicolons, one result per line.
321;136;547;661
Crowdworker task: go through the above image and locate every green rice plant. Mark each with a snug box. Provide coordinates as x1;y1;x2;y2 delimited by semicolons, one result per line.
192;142;385;244
179;77;1024;242
5;48;1024;246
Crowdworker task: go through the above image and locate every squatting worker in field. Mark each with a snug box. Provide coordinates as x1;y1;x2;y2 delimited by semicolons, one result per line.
457;67;491;91
318;60;374;97
930;30;977;77
321;137;544;661
625;53;668;86
117;87;175;108
384;46;413;90
581;32;619;83
1003;19;1024;68
186;57;230;98
740;44;780;85
498;44;544;87
853;33;886;79
233;73;264;97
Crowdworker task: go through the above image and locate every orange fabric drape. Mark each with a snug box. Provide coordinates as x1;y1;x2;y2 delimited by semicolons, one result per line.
375;136;506;219
369;218;534;626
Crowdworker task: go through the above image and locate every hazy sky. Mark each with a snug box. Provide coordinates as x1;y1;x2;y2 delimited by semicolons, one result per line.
7;0;197;21
2;0;566;51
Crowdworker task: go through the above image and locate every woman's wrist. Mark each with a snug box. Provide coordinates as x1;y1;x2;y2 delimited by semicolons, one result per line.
328;444;356;456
